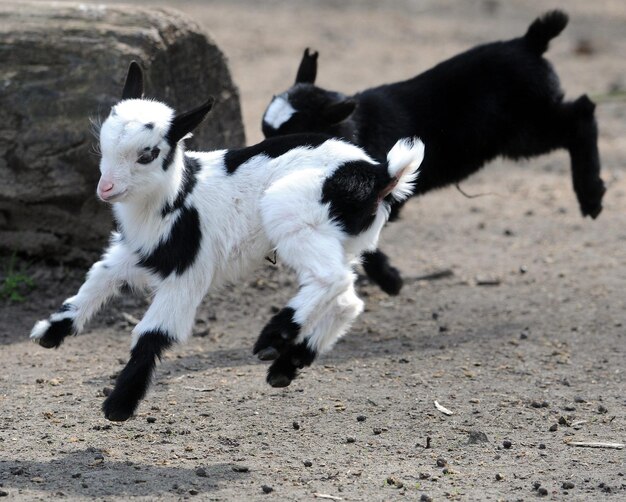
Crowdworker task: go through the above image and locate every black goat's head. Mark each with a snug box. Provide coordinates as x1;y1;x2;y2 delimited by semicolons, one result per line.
262;49;357;139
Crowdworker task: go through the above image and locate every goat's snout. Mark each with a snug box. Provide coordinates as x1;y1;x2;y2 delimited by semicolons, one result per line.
97;178;120;201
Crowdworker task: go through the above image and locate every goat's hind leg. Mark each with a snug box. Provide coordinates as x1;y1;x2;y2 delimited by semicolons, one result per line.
361;249;403;296
253;230;363;387
264;281;363;387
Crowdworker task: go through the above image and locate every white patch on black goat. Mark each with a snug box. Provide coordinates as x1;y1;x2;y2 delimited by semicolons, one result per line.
263;94;296;129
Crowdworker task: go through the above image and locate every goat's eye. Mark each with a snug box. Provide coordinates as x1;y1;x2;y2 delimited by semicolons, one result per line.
137;147;160;165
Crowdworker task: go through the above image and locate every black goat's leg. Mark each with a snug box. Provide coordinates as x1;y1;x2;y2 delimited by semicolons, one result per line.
361;249;403;296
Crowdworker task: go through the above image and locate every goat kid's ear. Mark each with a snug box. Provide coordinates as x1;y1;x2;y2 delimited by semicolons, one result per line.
122;61;144;100
295;48;318;84
167;97;215;145
321;99;356;125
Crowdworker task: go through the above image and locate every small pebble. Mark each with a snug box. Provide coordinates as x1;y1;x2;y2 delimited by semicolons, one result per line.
574;396;586;403
503;440;512;449
598;405;608;414
189;489;199;495
346;437;356;443
373;428;382;435
420;494;432;502
261;485;273;494
232;466;249;473
549;424;558;432
195;467;208;477
538;487;548;496
562;481;575;489
538;443;546;450
418;472;430;480
558;416;569;426
436;458;447;468
303;460;312;468
71;473;81;479
94;454;104;461
532;481;542;491
292;421;300;430
146;416;157;424
0;491;7;497
495;473;504;481
356;415;367;422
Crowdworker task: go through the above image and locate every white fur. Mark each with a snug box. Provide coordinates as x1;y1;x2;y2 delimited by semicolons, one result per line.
31;98;424;364
263;94;296;129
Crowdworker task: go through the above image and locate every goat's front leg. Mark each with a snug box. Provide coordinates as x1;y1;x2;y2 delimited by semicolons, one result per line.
102;276;208;421
566;95;605;219
29;238;142;348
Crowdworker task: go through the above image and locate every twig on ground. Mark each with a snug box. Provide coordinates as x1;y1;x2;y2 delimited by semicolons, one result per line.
434;401;454;416
567;441;624;450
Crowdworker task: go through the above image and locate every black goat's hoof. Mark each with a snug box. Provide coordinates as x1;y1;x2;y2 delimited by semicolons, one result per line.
102;396;135;422
257;347;279;361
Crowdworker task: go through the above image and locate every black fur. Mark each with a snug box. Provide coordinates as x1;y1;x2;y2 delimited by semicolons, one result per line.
253;307;301;357
321;160;391;236
361;250;403;295
263;10;605;294
138;205;202;278
223;133;330;174
102;330;172;421
121;61;144;101
166;98;214;146
161;155;202;216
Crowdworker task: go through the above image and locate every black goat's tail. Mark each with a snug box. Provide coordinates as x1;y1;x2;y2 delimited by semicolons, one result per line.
524;10;569;55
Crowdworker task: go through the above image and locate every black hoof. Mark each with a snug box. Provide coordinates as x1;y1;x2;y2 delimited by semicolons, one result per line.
257;347;279;361
267;373;293;388
38;336;63;349
38;318;75;349
102;396;135;422
578;181;605;220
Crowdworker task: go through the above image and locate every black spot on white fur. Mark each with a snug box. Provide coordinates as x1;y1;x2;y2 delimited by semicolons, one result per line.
321;160;391;236
223;133;330;174
103;330;172;421
161;155;201;216
138;205;202;278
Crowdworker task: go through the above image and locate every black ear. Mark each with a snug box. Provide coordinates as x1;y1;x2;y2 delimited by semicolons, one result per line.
295;48;318;84
321;99;357;125
167;97;215;145
122;61;144;100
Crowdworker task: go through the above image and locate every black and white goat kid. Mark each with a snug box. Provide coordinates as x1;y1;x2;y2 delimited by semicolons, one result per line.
30;62;423;421
262;10;606;295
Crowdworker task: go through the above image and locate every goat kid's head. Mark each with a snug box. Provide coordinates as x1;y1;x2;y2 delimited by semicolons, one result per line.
262;48;357;139
97;61;214;203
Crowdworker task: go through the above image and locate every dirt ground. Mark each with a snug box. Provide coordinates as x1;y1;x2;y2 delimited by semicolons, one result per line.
1;0;625;500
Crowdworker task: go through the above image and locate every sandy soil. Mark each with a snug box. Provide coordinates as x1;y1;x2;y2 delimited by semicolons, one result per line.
1;0;625;500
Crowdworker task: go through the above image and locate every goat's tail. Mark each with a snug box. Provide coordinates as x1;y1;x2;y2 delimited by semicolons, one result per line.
384;137;424;202
524;10;569;55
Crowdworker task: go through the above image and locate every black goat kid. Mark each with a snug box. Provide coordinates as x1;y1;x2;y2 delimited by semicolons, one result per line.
262;10;606;295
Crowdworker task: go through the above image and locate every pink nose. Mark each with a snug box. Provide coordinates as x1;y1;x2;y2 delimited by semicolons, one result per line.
98;180;114;200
